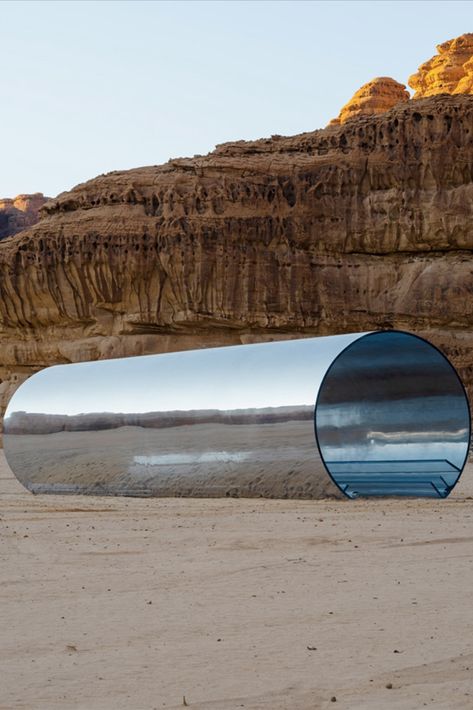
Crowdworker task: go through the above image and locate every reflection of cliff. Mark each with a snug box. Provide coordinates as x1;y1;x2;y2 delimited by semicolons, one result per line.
5;405;313;435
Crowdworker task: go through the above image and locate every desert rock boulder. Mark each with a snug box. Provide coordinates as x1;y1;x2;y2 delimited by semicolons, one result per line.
409;33;473;98
330;77;410;125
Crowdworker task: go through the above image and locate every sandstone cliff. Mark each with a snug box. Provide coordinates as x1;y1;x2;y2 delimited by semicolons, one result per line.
0;193;49;240
1;94;473;434
328;33;473;126
330;77;410;125
409;33;473;98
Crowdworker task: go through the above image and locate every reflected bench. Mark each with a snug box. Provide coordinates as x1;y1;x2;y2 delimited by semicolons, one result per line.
326;460;461;498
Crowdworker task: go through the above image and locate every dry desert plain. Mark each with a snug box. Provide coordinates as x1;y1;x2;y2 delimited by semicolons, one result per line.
2;452;473;709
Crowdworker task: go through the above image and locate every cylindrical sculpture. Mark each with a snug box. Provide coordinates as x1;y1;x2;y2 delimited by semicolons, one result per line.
4;331;470;499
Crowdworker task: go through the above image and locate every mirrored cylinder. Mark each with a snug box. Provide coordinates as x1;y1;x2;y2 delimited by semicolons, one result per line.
4;331;471;499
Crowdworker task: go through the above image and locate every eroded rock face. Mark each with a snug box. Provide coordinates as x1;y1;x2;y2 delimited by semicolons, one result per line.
409;33;473;98
330;77;410;125
0;193;49;241
1;95;473;438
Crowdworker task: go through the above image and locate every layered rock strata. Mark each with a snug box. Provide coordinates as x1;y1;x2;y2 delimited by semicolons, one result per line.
409;33;473;98
328;33;473;125
0;193;49;240
1;95;473;446
330;77;410;125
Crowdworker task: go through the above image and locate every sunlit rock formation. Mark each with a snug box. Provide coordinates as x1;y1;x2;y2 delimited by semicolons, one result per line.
330;77;410;125
409;33;473;98
329;33;473;125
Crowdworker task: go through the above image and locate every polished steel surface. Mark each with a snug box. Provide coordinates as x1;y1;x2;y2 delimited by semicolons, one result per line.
4;331;470;499
3;334;360;498
315;331;471;497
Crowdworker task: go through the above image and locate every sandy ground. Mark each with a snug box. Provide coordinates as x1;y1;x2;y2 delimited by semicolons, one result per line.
2;453;473;709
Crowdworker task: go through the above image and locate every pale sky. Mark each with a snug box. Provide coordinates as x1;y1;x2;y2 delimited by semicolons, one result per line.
2;0;472;197
4;334;361;415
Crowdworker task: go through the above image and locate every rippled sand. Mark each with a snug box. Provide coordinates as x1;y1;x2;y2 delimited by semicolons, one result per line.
4;423;340;499
2;452;473;709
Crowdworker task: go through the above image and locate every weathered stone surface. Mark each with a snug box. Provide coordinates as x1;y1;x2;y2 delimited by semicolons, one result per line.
1;94;473;437
409;33;473;98
330;77;410;125
0;193;49;240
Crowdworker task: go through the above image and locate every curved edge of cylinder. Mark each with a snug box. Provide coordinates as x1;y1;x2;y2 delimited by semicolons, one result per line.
313;330;472;499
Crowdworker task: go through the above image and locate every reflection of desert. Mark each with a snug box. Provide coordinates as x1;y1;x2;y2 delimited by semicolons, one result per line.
5;421;341;499
2;453;473;709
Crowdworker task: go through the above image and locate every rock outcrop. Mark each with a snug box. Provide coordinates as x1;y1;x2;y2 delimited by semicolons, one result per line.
329;33;473;126
330;77;410;125
409;33;473;98
0;193;49;240
1;94;473;437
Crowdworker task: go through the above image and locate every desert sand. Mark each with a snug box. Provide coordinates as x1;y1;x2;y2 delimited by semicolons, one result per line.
2;452;473;709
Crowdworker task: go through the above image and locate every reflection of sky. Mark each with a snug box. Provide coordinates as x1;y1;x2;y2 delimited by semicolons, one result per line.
323;442;467;469
319;396;469;430
315;332;470;471
5;334;363;416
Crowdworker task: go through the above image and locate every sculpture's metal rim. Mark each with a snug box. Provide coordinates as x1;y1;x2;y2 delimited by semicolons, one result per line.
313;329;472;499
